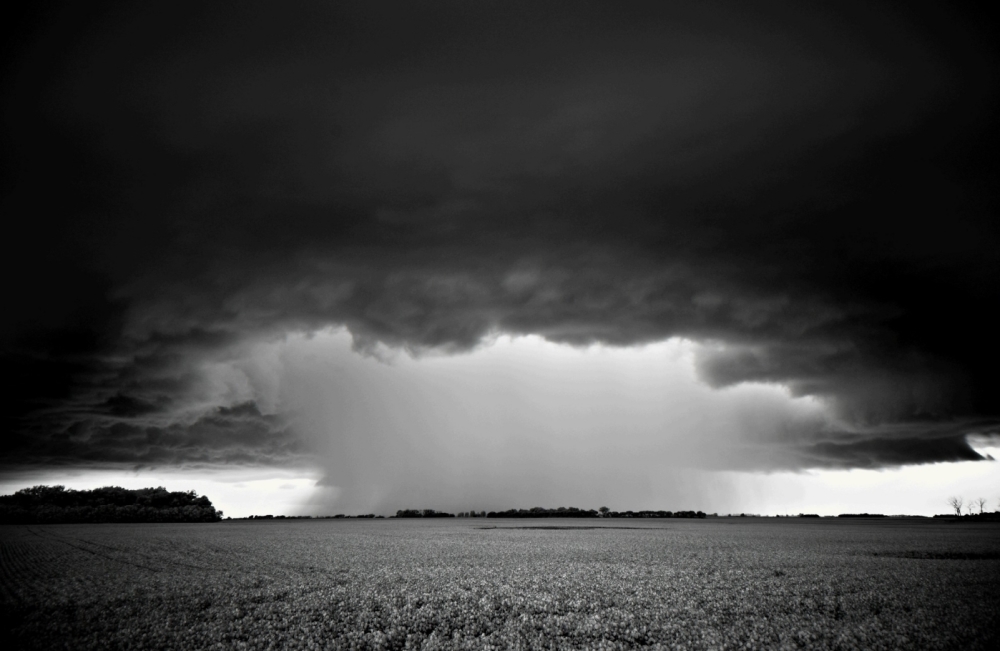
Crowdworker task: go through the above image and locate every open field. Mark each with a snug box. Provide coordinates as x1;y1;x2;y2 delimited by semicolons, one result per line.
2;518;998;650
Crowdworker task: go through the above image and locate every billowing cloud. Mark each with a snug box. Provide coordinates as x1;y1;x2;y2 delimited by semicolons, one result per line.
7;400;300;470
2;1;999;489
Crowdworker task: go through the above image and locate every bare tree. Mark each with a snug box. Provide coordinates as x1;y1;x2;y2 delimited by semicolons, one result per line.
947;496;963;516
974;497;987;514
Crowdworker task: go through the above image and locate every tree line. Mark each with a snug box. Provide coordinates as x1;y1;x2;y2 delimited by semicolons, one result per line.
395;509;455;518
239;514;386;519
0;485;223;524
941;496;1000;519
392;506;708;519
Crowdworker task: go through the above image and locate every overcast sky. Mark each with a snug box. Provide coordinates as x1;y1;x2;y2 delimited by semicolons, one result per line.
2;1;998;516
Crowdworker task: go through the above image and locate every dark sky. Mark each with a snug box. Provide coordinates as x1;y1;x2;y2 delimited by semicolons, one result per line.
2;1;999;486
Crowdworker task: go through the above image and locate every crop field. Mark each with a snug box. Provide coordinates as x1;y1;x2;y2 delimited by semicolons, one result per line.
1;518;998;650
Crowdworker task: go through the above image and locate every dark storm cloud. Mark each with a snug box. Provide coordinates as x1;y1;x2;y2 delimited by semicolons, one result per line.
2;1;998;470
786;419;994;469
2;401;300;470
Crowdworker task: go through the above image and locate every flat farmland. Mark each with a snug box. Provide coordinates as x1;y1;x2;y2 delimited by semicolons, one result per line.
1;518;998;650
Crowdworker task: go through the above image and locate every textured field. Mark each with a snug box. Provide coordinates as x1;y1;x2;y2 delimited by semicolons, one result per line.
1;518;998;650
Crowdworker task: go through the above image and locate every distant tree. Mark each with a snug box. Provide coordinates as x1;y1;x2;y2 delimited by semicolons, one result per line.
599;506;610;517
0;485;222;523
974;497;987;514
947;496;963;516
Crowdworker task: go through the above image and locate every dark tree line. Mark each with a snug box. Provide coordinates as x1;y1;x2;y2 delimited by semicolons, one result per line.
0;485;223;524
600;509;707;519
239;514;385;519
395;509;455;518
485;506;599;518
391;506;709;519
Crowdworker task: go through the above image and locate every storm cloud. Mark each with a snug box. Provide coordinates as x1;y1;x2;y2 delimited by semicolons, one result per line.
2;1;998;481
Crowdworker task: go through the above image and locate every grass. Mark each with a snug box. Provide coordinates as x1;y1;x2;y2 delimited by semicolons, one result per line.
2;518;999;649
